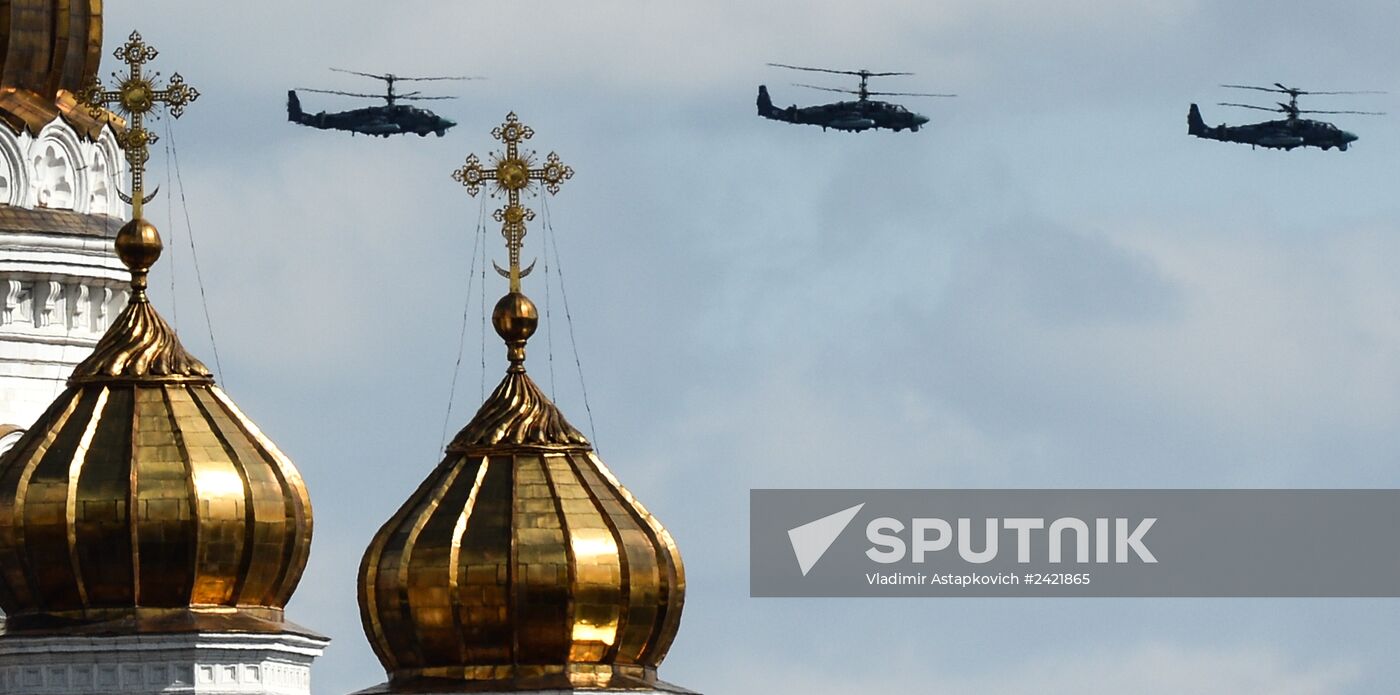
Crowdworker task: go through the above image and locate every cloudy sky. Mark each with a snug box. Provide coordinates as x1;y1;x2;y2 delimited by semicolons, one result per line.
98;2;1400;693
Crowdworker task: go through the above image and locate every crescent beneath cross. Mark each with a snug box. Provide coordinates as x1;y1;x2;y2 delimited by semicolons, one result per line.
494;258;536;279
116;184;160;205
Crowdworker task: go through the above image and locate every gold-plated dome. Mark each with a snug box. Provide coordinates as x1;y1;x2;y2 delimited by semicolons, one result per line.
0;0;113;138
359;116;690;692
0;218;314;633
360;294;687;692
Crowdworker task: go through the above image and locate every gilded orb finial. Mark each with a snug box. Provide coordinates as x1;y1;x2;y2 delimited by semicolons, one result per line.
452;113;573;296
77;30;200;220
492;292;538;370
113;217;163;295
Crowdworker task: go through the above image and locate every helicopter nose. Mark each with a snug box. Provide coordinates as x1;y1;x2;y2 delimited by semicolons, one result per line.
915;114;930;125
1342;130;1358;142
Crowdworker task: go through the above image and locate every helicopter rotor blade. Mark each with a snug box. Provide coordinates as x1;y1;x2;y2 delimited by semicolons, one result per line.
394;75;484;82
793;82;861;95
1297;109;1386;116
1274;82;1386;96
770;63;864;76
330;68;484;83
1218;102;1284;112
297;88;385;99
397;90;460;100
330;67;391;81
866;90;957;98
1223;83;1385;97
1293;90;1387;96
770;63;913;78
396;95;459;101
1221;84;1289;94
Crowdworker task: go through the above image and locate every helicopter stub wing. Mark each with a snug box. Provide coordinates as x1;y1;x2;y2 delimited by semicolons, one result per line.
356;122;401;135
1255;134;1306;148
829;116;877;131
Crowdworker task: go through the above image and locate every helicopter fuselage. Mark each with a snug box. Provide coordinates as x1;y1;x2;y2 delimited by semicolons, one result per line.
288;90;455;137
757;86;929;133
1188;103;1357;151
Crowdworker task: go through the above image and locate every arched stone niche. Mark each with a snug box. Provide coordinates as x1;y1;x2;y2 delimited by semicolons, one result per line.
88;130;122;216
29;125;82;211
0;128;25;207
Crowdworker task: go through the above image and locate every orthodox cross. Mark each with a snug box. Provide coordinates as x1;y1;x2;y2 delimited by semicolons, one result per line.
79;31;199;220
452;113;573;293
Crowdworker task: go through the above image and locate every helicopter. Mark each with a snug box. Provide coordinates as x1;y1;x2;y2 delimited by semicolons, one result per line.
757;63;954;133
1187;83;1385;151
288;68;480;137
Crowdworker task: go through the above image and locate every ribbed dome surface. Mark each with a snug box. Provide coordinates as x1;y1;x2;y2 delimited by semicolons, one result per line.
0;0;110;137
358;295;689;693
0;219;314;635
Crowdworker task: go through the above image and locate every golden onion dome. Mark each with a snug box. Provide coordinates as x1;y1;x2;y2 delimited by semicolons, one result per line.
0;1;113;138
358;292;689;693
0;217;314;634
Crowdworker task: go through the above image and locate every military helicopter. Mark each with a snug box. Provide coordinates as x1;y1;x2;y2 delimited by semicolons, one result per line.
288;68;481;137
757;63;954;133
1187;83;1385;151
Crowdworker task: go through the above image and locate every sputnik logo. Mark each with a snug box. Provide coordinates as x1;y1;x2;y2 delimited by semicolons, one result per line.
787;503;865;576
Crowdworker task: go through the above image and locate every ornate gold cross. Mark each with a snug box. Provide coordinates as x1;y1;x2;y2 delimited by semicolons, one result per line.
452;113;573;293
79;31;199;220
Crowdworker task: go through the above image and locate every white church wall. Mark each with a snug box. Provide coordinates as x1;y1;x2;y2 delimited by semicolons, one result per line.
0;632;327;695
0;118;128;436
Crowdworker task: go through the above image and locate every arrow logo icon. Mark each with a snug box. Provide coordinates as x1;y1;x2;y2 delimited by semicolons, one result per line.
787;503;865;576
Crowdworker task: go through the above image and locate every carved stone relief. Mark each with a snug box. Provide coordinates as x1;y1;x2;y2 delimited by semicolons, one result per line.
32;142;75;210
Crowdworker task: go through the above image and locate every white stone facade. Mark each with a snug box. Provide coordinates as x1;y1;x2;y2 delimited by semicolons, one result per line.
0;119;124;216
0;231;129;427
0;118;127;435
0;632;327;695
